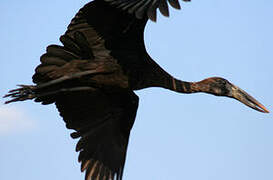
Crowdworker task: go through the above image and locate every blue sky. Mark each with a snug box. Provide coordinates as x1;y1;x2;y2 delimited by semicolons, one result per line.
0;0;272;180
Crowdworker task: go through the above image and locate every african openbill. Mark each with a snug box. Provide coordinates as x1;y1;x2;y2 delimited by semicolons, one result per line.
4;0;269;179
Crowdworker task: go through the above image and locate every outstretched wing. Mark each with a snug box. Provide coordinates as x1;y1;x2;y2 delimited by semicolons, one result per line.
31;29;139;179
105;0;190;21
56;90;139;180
29;1;142;180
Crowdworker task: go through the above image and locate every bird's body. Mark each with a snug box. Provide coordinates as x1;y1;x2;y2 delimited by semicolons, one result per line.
4;0;269;180
33;0;175;92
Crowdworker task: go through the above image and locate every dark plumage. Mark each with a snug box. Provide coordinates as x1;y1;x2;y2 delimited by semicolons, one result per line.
4;0;269;180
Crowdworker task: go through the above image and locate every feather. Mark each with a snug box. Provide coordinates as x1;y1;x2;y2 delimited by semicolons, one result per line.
78;151;86;163
85;161;99;180
159;0;169;17
98;166;107;180
70;131;81;139
168;0;181;9
147;0;160;21
46;45;80;61
60;35;82;56
135;0;152;19
35;64;58;74
76;137;86;152
73;32;94;59
95;164;105;179
40;54;67;66
121;0;140;11
116;0;135;8
128;0;146;14
81;159;91;172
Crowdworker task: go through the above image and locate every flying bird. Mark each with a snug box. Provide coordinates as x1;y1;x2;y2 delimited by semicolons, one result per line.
4;0;269;180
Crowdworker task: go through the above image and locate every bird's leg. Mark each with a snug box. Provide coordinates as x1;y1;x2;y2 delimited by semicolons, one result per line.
3;69;106;104
4;85;96;104
4;85;36;104
171;77;269;113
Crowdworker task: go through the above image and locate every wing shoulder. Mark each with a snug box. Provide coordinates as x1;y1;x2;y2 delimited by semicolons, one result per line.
32;31;96;84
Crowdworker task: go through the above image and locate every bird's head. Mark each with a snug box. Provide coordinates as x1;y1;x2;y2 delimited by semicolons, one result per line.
193;77;269;113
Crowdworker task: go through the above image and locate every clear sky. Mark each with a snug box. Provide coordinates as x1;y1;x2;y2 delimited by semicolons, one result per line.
0;0;272;180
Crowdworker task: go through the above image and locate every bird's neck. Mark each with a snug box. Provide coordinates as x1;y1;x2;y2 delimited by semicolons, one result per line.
167;78;197;94
130;57;197;94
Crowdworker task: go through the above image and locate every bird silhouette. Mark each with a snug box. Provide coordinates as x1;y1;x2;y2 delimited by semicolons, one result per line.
4;0;269;180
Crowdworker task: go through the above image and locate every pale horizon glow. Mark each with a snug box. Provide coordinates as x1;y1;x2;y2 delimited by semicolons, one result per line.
0;105;36;135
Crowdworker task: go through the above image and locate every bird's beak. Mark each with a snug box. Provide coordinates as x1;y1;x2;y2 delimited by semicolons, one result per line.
230;85;269;113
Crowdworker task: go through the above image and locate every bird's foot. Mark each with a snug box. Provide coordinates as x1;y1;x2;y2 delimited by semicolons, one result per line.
4;85;36;104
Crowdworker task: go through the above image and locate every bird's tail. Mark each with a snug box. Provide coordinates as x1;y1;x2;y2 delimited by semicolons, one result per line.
4;85;36;104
